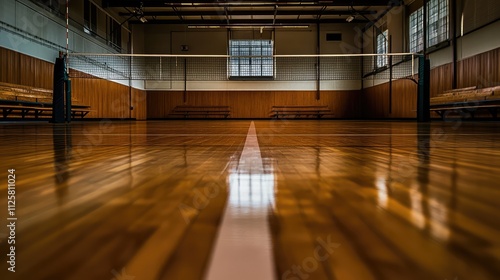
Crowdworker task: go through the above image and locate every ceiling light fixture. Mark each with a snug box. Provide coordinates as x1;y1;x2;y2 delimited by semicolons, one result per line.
346;15;355;22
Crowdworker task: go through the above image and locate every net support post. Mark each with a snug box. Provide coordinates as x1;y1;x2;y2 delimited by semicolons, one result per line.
53;56;66;123
417;55;430;122
65;78;71;123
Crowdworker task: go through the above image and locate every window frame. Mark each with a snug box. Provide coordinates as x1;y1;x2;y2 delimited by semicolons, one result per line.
107;16;121;51
407;0;449;53
376;29;389;69
83;0;98;36
228;39;274;80
409;7;424;53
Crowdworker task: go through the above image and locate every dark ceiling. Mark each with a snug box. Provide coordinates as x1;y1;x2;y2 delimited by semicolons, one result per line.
102;1;403;26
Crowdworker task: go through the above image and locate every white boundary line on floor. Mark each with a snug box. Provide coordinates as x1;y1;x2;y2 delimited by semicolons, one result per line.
204;121;276;280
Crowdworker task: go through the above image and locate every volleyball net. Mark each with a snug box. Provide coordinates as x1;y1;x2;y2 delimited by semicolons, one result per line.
67;53;420;82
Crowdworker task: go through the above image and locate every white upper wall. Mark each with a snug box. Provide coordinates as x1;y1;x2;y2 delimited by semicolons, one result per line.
138;23;364;55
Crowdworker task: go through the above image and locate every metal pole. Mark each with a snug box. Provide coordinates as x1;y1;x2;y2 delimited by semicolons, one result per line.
423;0;428;58
389;35;392;115
316;22;320;100
450;0;458;89
184;58;187;103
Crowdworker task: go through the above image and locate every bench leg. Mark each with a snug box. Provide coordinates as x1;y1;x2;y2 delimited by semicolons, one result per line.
488;108;498;118
2;109;11;118
436;110;445;120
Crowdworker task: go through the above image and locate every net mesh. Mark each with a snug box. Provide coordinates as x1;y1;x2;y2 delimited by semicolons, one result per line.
68;53;418;82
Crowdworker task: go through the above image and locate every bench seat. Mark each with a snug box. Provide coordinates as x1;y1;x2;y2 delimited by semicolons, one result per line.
0;83;92;120
270;105;332;119
168;105;231;118
430;86;500;119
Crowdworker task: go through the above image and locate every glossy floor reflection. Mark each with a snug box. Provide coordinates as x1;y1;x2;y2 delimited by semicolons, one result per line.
0;120;499;280
206;122;275;280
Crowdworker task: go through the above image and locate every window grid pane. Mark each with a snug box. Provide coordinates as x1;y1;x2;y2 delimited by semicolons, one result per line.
229;40;274;78
376;30;388;68
427;0;449;47
409;8;424;53
408;0;448;52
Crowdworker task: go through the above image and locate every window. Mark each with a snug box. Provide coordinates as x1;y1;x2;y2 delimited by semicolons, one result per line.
409;8;424;53
408;0;448;52
427;0;448;47
108;17;121;51
376;30;388;68
84;0;97;36
38;0;65;18
229;40;273;78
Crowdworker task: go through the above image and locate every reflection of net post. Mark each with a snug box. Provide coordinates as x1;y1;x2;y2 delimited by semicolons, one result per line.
417;55;430;122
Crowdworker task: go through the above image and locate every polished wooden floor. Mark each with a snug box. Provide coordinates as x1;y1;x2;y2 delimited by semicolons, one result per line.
1;120;500;280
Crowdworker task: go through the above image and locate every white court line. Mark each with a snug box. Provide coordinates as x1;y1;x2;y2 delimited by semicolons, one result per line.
3;133;500;137
205;121;276;280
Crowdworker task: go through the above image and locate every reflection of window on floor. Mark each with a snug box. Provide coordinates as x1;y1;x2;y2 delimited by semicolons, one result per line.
228;173;275;209
229;40;274;79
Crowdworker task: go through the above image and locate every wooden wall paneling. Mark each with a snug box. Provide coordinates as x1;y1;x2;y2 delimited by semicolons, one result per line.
145;90;364;119
0;47;4;82
132;88;147;120
457;48;500;88
1;47;19;84
321;90;362;118
20;54;33;86
363;83;390;118
391;79;417;118
1;46;149;120
228;91;269;118
272;91;318;106
147;91;184;118
3;45;499;120
430;63;453;97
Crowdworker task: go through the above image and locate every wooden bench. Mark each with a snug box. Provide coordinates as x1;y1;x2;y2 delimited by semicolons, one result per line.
0;104;52;118
430;86;500;119
168;105;231;119
0;82;92;119
270;105;333;119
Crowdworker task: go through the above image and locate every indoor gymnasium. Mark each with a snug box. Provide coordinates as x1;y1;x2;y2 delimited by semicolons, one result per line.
1;0;500;279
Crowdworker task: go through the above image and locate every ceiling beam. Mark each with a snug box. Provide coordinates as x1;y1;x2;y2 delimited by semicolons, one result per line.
118;10;378;17
129;18;369;25
104;0;400;8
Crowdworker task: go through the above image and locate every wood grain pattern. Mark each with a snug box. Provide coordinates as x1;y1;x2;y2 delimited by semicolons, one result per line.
146;90;362;119
0;47;147;120
2;45;498;120
1;120;500;280
457;47;500;89
362;79;418;119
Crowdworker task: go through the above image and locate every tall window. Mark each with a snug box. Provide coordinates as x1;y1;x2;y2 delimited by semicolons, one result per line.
229;40;273;78
409;8;424;53
38;0;65;17
108;17;121;51
427;0;448;47
408;0;449;52
84;0;97;36
376;30;388;68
